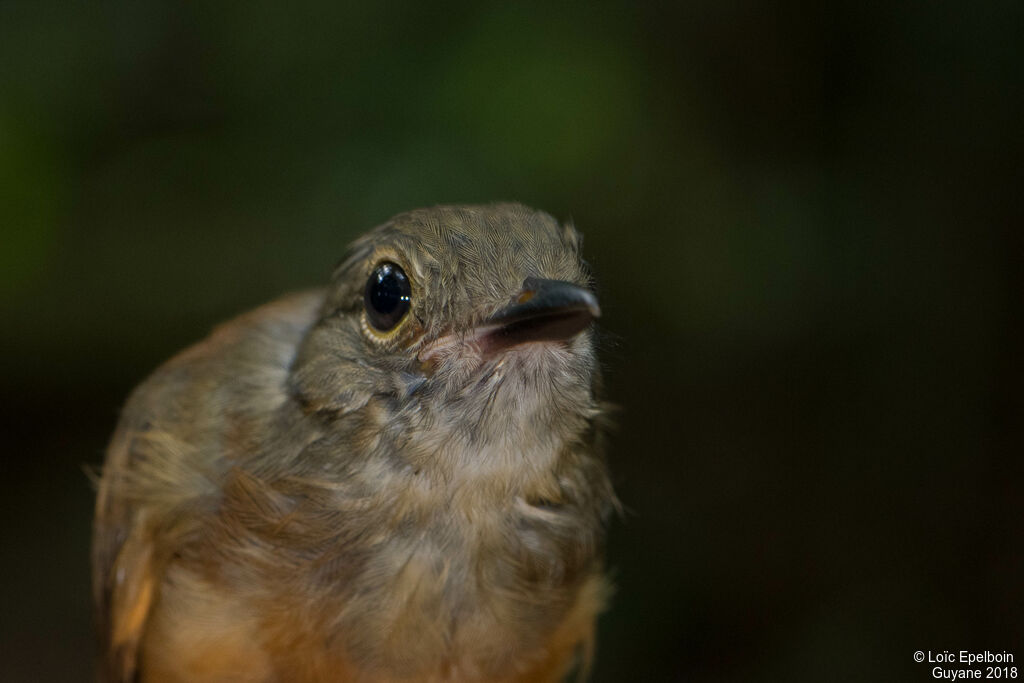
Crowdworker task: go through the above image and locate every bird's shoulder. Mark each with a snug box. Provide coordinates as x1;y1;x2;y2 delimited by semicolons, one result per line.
92;288;325;682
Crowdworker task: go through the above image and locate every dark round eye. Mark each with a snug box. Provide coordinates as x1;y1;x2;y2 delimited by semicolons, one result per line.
364;262;411;332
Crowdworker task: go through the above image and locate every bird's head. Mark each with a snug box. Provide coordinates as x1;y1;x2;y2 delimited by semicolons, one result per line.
289;204;603;475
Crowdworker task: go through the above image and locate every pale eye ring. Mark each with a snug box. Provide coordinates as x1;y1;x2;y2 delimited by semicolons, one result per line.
364;262;411;331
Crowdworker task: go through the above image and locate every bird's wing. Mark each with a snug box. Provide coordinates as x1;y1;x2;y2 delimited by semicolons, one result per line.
93;423;215;682
92;423;157;683
92;290;326;682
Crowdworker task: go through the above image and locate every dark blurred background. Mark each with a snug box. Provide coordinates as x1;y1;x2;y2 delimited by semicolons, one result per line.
1;1;1021;681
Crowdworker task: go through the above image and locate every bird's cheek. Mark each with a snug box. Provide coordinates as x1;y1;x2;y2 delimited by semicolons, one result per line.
418;355;438;376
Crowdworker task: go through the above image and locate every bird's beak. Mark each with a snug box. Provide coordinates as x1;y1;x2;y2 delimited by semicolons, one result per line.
478;277;600;356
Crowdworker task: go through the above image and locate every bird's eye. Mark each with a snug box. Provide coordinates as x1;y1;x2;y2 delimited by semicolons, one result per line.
364;262;411;332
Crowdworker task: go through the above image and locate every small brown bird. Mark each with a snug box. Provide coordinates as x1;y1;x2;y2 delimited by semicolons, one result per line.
92;204;617;683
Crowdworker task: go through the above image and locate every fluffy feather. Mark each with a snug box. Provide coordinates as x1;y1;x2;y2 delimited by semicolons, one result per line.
93;204;616;682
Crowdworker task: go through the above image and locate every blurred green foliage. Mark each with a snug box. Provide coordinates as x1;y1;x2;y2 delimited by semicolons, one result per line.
1;1;1020;681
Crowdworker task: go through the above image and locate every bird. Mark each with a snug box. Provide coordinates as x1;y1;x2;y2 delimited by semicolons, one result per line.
92;203;617;683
